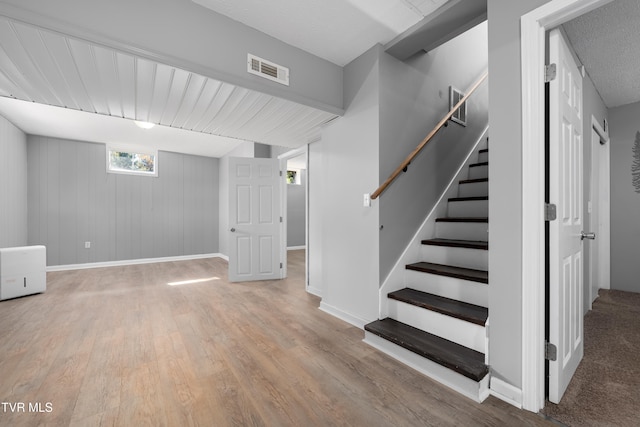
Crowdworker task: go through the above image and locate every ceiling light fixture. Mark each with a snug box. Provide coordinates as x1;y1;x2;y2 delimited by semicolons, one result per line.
134;120;155;129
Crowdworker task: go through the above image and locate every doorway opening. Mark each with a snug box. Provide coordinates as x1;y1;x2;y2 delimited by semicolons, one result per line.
520;0;614;412
278;146;309;292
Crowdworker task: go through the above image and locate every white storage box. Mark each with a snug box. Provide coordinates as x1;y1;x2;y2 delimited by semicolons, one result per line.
0;245;46;301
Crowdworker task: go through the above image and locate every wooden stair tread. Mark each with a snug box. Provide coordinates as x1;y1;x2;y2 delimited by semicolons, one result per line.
421;238;488;250
469;161;488;167
435;217;488;223
459;178;488;184
406;262;488;284
364;318;488;381
388;288;488;325
448;196;488;202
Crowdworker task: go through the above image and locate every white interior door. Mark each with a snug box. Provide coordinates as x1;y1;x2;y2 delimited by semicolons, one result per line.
228;157;282;282
548;28;584;404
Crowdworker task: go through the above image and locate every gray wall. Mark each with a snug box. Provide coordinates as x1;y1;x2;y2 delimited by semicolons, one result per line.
27;136;219;266
317;44;381;325
308;141;324;296
378;22;489;281
0;0;343;114
0;115;27;248
487;0;552;391
607;101;640;293
287;170;306;248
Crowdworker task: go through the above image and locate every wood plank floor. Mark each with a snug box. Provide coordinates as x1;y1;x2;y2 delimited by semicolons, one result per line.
0;250;555;426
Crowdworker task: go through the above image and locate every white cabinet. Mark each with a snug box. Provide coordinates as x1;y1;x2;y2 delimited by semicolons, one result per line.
0;246;46;301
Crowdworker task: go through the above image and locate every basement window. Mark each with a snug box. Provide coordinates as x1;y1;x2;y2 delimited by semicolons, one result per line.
449;86;467;126
286;170;300;185
106;145;158;177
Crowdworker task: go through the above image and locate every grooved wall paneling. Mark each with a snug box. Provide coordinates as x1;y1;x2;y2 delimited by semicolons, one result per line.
27;136;219;266
0;115;27;247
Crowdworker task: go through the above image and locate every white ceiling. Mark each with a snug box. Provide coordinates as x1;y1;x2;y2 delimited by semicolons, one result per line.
0;15;337;157
192;0;449;66
563;0;640;108
0;97;243;157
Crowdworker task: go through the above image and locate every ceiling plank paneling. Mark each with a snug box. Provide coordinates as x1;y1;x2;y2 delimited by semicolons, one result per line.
134;58;156;122
181;79;222;131
171;73;207;129
0;15;339;153
114;52;136;119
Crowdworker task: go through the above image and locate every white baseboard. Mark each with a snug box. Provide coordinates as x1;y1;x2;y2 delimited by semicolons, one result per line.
319;301;371;329
489;377;523;408
287;245;306;251
306;285;322;297
46;253;227;272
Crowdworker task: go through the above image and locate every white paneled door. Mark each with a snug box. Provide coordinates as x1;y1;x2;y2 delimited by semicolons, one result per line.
548;28;584;404
228;157;282;282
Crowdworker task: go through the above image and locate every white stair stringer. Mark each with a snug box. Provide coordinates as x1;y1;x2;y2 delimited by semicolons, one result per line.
404;269;488;307
364;332;490;403
419;244;488;271
388;298;486;352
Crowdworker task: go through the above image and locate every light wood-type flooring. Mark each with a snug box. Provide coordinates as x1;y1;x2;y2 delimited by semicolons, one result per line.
0;250;555;426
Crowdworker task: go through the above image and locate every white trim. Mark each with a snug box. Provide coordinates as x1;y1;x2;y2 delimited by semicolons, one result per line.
46;253;227;272
287;245;306;251
489;377;523;408
519;0;614;412
319;301;371;329
306;285;322;297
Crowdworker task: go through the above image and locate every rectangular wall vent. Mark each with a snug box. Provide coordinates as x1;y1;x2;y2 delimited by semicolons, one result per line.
449;86;467;126
248;54;289;86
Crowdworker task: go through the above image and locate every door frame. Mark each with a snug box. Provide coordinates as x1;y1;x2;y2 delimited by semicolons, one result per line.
277;145;309;289
520;0;614;412
588;116;610;309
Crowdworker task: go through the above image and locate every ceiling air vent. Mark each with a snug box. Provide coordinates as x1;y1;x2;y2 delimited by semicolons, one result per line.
247;54;289;86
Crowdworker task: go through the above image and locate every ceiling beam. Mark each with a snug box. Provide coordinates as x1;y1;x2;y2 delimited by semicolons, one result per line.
385;0;487;61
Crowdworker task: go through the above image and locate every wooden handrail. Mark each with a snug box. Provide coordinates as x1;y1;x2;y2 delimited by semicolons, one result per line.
371;70;488;200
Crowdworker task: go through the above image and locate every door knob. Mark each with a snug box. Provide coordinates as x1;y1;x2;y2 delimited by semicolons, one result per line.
581;231;595;241
230;228;236;232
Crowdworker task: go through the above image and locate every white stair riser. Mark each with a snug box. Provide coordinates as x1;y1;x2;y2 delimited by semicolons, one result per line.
435;221;488;241
458;181;488;198
478;152;489;163
420;245;488;271
405;269;488;307
388;299;486;353
448;200;488;218
363;333;490;403
468;165;488;180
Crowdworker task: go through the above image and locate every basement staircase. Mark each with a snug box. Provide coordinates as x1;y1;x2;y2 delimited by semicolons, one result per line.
364;145;490;402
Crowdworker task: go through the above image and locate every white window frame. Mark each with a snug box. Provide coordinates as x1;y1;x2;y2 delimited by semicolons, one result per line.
106;144;158;177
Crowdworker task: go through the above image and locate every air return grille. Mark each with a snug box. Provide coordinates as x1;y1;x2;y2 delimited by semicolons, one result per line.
449;86;467;126
248;54;289;86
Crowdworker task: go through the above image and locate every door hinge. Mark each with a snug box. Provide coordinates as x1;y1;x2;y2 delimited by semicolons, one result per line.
280;170;283;177
280;216;283;223
280;262;283;269
545;341;557;361
544;203;557;221
545;63;557;83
